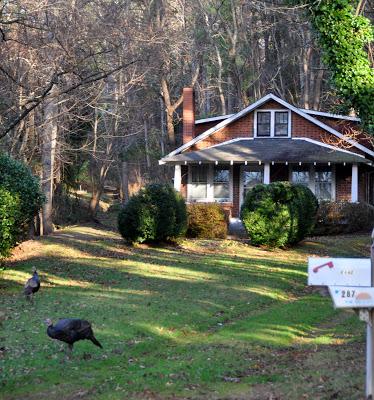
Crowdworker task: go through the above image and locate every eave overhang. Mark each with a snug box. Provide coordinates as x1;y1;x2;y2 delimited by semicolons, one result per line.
160;138;372;166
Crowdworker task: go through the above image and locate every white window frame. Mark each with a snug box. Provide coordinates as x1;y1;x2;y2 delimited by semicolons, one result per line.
187;164;233;203
213;165;232;202
288;164;336;201
254;109;291;138
188;164;209;201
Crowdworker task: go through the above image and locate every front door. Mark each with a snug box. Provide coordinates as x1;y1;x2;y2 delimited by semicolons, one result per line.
240;165;264;208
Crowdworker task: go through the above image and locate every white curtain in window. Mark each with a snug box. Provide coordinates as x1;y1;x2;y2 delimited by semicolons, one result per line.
213;167;230;200
243;168;263;200
315;170;332;200
292;169;310;186
190;165;208;200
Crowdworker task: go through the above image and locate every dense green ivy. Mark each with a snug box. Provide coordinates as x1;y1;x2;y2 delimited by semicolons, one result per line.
297;0;374;134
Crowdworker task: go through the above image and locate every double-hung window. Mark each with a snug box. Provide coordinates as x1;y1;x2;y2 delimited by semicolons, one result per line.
255;110;290;137
291;167;310;187
290;165;334;201
190;165;208;200
242;166;264;201
189;165;231;202
315;168;333;201
257;112;271;137
274;112;289;137
213;166;230;201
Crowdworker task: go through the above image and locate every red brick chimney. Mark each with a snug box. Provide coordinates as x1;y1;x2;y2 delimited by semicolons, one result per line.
183;88;195;144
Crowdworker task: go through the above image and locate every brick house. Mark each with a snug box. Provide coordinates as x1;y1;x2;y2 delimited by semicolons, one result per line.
159;88;374;220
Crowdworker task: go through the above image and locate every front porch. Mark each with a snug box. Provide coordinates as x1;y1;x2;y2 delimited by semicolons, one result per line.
163;137;373;218
174;161;369;218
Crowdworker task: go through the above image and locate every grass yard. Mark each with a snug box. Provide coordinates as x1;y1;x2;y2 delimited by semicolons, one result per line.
0;224;371;399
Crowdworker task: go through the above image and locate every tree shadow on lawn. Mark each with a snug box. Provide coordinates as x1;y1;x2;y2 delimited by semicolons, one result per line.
1;256;305;330
1;242;366;399
0;278;365;400
38;234;307;284
1;232;326;348
0;228;369;399
1;244;342;373
1;231;315;351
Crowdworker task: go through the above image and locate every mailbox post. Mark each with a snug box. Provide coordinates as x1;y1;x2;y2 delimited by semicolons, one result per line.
368;228;374;399
308;229;374;399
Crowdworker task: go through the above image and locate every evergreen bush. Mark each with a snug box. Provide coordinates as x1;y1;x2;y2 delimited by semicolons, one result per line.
186;203;228;239
0;153;44;226
118;184;187;243
0;153;44;258
240;182;318;247
0;188;21;258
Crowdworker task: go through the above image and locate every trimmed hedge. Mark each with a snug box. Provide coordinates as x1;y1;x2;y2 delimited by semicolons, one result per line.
0;153;44;258
118;184;187;243
240;182;318;247
314;201;374;235
186;203;228;239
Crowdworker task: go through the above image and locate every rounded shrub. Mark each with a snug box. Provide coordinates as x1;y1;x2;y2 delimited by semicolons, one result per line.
118;184;187;243
240;182;318;247
314;201;374;235
186;203;228;239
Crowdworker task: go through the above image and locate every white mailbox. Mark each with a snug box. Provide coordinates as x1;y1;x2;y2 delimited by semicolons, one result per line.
308;257;371;287
308;230;374;398
329;286;374;309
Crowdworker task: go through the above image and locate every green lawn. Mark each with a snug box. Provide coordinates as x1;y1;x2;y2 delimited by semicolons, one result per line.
0;225;371;399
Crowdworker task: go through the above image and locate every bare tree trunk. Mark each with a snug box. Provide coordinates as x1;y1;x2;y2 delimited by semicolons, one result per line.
120;160;129;203
302;46;311;109
313;66;324;110
215;45;227;115
160;67;199;147
227;75;234;114
41;89;58;235
89;164;110;217
161;76;183;146
89;108;100;218
89;187;102;217
159;98;166;156
144;119;151;168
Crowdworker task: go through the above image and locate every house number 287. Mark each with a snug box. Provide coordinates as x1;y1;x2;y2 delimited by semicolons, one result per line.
341;290;355;298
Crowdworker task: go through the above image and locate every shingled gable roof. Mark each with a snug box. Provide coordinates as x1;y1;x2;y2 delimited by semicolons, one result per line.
160;93;374;163
163;138;369;165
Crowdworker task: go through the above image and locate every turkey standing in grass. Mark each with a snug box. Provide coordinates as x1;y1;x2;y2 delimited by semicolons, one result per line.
45;318;103;356
24;267;40;303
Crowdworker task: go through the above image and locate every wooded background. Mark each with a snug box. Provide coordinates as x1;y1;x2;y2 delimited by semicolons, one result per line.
0;0;373;232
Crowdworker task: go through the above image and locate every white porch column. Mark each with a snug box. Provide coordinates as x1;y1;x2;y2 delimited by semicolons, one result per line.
174;165;181;192
264;163;270;184
351;163;358;202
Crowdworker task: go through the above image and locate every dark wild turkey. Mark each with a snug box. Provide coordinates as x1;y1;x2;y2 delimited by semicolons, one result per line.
24;267;40;303
45;318;103;356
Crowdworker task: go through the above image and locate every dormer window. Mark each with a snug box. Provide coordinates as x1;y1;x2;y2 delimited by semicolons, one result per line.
255;110;291;137
257;112;271;136
275;112;289;136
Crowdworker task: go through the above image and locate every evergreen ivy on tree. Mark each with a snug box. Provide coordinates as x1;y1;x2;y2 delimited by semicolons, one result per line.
297;0;374;134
